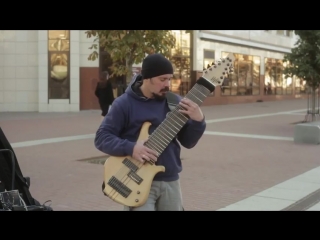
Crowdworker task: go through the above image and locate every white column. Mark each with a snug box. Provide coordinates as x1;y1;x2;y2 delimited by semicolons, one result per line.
69;30;80;112
38;30;49;112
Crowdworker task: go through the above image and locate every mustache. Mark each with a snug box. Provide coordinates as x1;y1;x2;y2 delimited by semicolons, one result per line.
160;87;170;92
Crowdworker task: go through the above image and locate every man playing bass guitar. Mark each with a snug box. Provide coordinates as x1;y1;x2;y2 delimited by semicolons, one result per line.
94;53;206;211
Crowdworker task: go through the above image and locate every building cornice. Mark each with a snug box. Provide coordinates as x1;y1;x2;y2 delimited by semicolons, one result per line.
198;31;292;53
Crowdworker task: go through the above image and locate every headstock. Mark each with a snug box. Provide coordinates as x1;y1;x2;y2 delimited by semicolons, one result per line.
202;53;235;87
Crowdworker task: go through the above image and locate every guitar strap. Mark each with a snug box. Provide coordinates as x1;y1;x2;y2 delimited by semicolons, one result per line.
165;91;180;111
129;74;179;112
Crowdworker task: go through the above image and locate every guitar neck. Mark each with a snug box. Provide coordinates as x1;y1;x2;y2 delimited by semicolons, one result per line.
144;77;214;156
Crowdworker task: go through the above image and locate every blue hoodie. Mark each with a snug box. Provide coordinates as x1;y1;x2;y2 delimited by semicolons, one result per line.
94;75;206;181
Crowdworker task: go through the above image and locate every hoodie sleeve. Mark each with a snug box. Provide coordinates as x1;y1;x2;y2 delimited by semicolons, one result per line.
174;93;206;149
177;117;206;149
94;98;135;157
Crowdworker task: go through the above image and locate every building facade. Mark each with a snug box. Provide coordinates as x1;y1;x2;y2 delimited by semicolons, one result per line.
0;30;306;112
192;30;307;106
0;30;99;112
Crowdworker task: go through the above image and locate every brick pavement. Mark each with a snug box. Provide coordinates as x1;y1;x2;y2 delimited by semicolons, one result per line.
1;98;319;210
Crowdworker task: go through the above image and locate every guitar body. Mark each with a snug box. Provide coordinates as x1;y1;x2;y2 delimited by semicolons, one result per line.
103;122;165;207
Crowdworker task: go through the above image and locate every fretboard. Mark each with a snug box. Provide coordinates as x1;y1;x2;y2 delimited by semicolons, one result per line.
144;82;212;156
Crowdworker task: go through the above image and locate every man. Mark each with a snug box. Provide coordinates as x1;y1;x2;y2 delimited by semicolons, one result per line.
95;71;114;122
94;53;206;211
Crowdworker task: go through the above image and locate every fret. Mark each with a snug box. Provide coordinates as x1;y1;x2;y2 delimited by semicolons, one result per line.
147;133;166;152
162;118;181;133
187;89;202;104
145;141;162;154
172;114;186;125
158;124;175;138
158;124;175;140
166;115;185;129
151;132;169;148
144;82;213;155
194;85;208;98
146;125;172;154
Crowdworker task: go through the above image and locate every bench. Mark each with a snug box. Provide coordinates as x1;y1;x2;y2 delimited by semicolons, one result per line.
294;121;320;144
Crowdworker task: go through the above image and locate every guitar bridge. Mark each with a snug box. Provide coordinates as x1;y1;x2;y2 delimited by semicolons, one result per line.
127;170;143;185
107;176;132;198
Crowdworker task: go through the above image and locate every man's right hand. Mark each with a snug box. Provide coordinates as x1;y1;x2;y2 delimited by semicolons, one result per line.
132;141;158;163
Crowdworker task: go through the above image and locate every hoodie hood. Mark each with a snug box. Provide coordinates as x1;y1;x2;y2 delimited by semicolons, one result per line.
125;74;149;101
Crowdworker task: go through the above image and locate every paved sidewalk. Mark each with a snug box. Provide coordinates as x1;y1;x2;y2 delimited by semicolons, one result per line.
1;98;320;211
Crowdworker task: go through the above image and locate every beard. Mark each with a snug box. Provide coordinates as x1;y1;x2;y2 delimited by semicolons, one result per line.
152;87;170;101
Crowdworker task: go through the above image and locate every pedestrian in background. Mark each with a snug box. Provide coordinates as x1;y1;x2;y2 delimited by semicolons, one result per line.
95;71;114;122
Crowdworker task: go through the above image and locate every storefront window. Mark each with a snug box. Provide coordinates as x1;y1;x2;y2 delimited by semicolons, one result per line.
294;76;308;94
203;50;216;96
169;30;191;96
48;30;70;100
221;52;260;96
203;50;215;70
264;58;292;95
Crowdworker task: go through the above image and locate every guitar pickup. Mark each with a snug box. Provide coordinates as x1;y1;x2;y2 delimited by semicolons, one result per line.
127;171;143;185
122;158;139;172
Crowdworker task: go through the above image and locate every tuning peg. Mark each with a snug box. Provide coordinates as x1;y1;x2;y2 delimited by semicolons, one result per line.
211;61;215;66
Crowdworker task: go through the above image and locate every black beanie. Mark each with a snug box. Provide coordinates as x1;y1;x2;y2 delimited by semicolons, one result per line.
141;53;173;79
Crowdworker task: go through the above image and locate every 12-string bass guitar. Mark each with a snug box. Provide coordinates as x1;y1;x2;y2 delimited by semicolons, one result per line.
102;53;235;207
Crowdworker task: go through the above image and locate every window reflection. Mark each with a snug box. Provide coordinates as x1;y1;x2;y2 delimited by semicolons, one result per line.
48;30;70;100
203;50;215;96
294;76;308;94
221;52;260;96
203;50;215;70
264;58;292;95
48;39;69;51
169;30;191;96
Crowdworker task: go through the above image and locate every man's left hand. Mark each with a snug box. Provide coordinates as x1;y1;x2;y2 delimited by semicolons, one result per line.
178;98;204;122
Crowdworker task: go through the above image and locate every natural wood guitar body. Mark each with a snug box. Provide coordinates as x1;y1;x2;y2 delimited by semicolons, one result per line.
103;122;165;207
